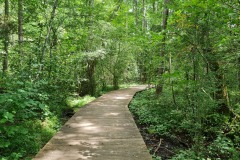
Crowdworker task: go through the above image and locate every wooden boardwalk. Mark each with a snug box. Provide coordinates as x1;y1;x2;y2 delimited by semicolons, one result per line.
33;86;152;160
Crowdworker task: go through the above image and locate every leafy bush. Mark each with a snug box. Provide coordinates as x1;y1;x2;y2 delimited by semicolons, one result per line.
129;88;240;160
171;150;199;160
0;80;56;159
0;78;96;159
208;135;240;159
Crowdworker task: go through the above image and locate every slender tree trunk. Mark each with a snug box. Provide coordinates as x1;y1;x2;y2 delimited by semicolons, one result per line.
37;0;58;78
48;28;58;79
192;46;198;81
156;0;169;94
169;52;177;107
113;73;119;90
142;0;147;31
153;1;156;12
79;0;97;96
202;24;230;114
87;60;96;96
185;71;193;113
3;0;9;74
238;57;240;90
89;0;94;6
208;58;230;113
79;60;97;96
87;0;96;96
40;0;58;65
109;0;123;21
113;42;121;89
134;0;139;29
162;0;169;31
18;0;23;54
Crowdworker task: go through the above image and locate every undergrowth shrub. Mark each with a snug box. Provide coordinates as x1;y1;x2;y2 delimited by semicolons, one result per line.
129;88;240;160
0;80;62;159
0;77;96;159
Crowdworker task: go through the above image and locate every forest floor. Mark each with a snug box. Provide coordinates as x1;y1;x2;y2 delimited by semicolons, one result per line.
129;90;189;160
132;115;194;160
136;123;173;159
134;121;185;160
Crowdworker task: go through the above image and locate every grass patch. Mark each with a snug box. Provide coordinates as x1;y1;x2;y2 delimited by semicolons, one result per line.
66;95;96;112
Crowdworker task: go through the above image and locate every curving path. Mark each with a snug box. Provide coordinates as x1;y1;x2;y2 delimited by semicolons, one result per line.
33;86;152;160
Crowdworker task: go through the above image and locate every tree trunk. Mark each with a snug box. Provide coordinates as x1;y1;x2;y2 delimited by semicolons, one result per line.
162;0;169;31
142;0;147;31
208;60;229;112
113;74;119;90
2;0;9;74
169;50;177;107
156;0;169;95
238;57;240;90
109;0;123;21
40;0;58;66
78;0;97;96
18;0;23;54
48;27;58;79
201;16;230;115
79;60;96;96
133;0;139;29
153;1;156;12
87;60;96;96
192;46;198;81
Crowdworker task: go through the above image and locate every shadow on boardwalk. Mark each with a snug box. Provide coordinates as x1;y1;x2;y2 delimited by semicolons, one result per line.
33;86;152;160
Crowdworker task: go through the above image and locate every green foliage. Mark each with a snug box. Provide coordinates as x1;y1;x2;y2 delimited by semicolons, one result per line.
0;80;58;159
208;135;240;159
0;0;240;159
0;75;95;159
153;155;162;160
0;88;49;121
129;89;176;137
170;150;199;160
129;88;240;159
66;95;95;112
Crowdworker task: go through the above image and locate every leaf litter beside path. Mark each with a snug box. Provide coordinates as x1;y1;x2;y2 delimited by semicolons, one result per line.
132;118;189;160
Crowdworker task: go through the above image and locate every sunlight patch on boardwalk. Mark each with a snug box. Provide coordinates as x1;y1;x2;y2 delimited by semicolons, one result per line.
33;86;152;160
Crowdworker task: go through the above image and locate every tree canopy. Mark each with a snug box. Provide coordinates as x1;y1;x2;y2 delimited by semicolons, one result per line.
0;0;239;159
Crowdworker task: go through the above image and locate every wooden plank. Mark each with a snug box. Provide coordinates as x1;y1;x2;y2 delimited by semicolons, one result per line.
33;86;152;160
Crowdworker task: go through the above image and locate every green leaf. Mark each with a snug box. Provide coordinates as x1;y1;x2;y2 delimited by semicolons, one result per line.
39;104;46;110
0;141;10;148
3;112;14;123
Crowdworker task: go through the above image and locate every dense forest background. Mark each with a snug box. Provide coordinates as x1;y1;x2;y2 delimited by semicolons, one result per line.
0;0;239;159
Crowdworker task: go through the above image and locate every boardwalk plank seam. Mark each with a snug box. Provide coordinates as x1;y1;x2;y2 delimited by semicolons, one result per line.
33;86;152;160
